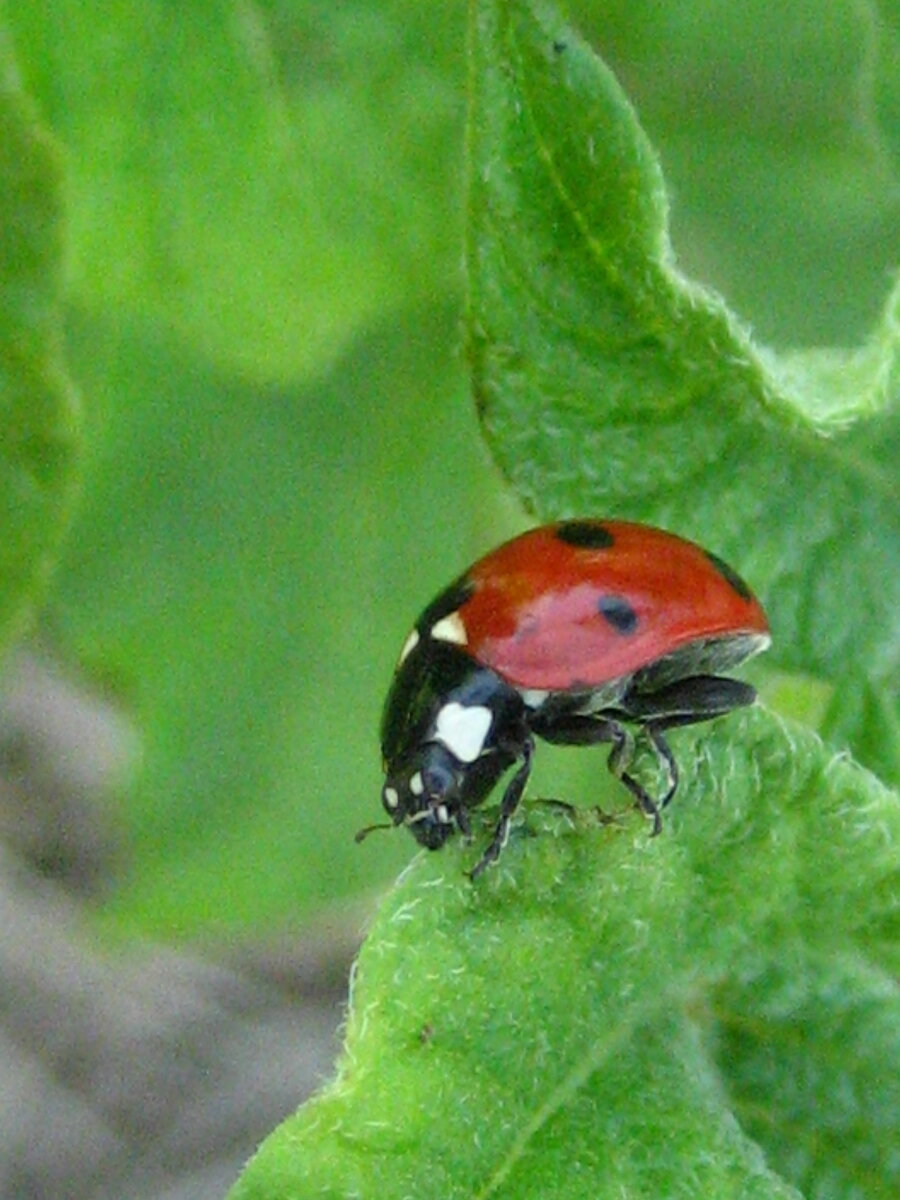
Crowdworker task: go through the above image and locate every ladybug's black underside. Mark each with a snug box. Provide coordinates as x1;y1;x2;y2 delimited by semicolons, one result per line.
380;635;761;877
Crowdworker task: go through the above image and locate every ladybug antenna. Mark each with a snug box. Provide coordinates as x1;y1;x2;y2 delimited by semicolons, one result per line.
354;821;394;844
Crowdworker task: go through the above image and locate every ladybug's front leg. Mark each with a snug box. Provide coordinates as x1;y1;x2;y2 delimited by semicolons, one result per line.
469;736;535;880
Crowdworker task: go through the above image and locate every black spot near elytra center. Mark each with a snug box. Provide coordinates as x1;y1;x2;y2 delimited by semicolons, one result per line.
597;594;638;635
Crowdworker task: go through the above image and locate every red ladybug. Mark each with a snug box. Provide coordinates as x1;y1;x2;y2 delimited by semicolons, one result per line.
367;519;770;878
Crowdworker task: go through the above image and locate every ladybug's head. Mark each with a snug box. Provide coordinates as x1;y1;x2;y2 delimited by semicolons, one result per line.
381;742;463;850
373;643;526;855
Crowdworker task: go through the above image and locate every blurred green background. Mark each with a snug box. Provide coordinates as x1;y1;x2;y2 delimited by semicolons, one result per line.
6;0;899;938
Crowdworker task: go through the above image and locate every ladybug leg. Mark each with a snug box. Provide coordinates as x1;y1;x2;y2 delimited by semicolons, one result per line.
623;675;757;727
619;673;757;813
469;735;535;880
606;721;665;835
532;711;666;832
455;803;473;842
643;723;678;809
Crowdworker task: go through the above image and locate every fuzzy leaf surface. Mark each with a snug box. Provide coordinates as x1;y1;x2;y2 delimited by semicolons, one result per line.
228;709;900;1199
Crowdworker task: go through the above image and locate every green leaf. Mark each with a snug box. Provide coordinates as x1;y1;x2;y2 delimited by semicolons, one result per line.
714;956;900;1199
7;1;467;384
819;674;900;790
228;709;900;1198
465;0;900;693
568;0;900;351
0;29;80;645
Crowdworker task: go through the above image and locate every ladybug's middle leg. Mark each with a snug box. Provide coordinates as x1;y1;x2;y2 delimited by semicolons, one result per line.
530;711;667;833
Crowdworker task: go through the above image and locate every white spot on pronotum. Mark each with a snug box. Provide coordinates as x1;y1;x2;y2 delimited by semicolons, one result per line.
430;612;468;647
398;628;420;665
435;804;450;825
434;702;492;764
518;687;550;709
383;786;399;810
409;771;425;796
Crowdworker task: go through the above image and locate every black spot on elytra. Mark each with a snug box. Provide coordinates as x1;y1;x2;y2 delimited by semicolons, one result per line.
704;551;752;602
418;574;475;632
597;594;638;635
556;520;615;550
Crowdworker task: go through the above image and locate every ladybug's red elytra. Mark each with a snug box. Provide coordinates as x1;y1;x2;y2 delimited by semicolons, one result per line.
363;519;770;878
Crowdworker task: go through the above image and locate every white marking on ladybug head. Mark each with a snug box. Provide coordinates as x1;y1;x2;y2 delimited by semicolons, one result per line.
383;786;399;810
434;702;492;764
398;628;420;665
430;611;468;647
435;803;450;825
409;771;425;796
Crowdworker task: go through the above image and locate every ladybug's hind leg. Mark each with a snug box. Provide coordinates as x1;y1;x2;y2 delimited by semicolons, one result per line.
606;721;670;835
643;723;678;810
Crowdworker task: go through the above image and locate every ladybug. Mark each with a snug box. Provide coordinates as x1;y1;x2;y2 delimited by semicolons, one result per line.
364;519;770;878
